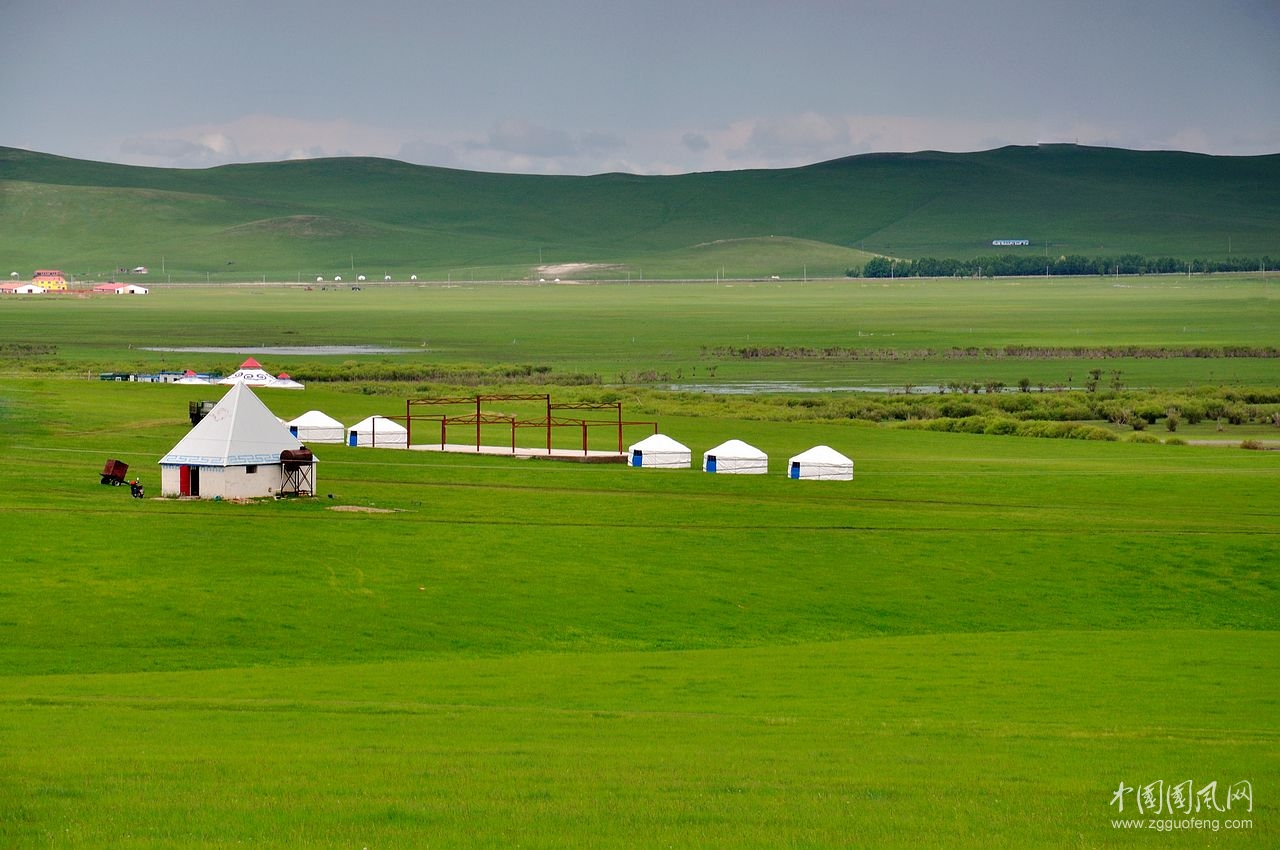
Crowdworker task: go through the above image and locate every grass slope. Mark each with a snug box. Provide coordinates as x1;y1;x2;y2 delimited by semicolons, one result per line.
0;375;1276;848
2;144;1277;282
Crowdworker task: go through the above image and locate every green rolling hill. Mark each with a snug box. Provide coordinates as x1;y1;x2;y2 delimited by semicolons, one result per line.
1;144;1276;282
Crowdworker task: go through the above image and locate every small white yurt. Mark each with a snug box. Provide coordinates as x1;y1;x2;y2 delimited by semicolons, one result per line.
158;382;314;498
269;372;305;390
702;439;768;474
287;410;345;444
787;445;854;480
628;433;691;469
348;415;408;448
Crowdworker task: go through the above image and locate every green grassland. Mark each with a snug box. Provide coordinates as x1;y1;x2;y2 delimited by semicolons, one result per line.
2;274;1277;390
3;144;1277;283
0;279;1277;847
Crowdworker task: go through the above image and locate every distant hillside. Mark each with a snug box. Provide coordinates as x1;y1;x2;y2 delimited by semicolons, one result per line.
1;145;1276;282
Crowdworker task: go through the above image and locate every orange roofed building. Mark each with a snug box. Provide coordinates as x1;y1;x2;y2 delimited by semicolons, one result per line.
33;270;69;291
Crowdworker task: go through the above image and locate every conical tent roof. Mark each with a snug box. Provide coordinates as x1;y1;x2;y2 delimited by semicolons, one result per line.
159;382;302;466
628;433;689;454
790;445;852;464
349;415;407;434
288;410;343;429
704;439;766;460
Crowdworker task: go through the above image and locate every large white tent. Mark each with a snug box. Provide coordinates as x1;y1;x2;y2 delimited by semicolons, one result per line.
702;439;768;474
218;357;276;386
158;382;313;498
628;433;691;469
787;445;854;481
348;415;408;448
286;410;345;443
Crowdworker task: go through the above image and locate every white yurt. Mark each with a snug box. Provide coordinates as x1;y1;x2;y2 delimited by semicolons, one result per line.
219;357;275;386
158;382;314;498
787;445;854;481
173;369;210;385
348;415;408;448
269;372;305;390
702;439;768;474
628;433;691;469
286;410;345;443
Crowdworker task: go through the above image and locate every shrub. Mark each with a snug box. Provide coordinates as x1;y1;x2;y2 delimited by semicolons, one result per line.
1241;439;1265;450
984;418;1020;435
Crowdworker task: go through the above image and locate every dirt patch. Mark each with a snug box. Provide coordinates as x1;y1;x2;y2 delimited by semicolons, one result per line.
536;262;622;278
327;505;398;513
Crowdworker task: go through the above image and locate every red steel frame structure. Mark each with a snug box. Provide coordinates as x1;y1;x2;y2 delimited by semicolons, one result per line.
404;394;657;456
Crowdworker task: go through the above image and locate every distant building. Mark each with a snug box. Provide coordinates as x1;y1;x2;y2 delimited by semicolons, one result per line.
32;270;68;290
1;282;46;295
95;282;149;295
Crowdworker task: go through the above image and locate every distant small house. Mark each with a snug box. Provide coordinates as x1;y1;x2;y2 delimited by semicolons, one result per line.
132;266;149;274
1;282;45;295
32;270;68;290
94;282;148;295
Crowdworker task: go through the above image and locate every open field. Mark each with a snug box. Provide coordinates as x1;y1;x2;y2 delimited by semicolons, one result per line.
1;277;1277;847
2;274;1278;392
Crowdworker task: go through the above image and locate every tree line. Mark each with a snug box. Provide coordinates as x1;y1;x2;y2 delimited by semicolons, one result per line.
851;254;1276;279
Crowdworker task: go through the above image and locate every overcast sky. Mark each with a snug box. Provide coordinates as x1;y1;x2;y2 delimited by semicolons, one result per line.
3;0;1277;175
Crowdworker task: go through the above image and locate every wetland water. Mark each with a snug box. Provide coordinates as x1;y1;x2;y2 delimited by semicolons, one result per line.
142;345;420;355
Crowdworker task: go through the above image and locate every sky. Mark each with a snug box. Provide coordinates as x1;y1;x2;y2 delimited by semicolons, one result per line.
2;0;1278;175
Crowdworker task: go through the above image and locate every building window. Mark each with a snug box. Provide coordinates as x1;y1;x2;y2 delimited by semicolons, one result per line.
246;465;258;474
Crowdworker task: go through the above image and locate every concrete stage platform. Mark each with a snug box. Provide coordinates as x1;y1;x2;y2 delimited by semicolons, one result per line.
410;443;628;463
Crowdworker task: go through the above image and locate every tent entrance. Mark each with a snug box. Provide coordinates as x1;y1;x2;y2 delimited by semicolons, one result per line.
180;465;201;496
706;455;717;473
789;462;800;479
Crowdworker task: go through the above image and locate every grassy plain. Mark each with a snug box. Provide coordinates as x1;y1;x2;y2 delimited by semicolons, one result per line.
2;274;1278;389
0;279;1277;848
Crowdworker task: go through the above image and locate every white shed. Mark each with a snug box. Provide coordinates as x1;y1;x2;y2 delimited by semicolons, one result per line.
348;415;408;448
628;433;691;469
702;439;768;474
787;445;854;480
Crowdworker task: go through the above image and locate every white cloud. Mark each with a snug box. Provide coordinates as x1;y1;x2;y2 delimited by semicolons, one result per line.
481;120;578;158
737;112;852;161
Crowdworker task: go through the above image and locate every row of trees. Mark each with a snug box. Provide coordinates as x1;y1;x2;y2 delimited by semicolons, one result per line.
853;254;1275;279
